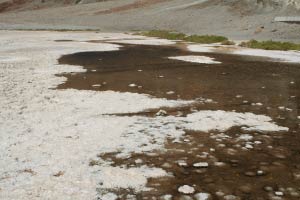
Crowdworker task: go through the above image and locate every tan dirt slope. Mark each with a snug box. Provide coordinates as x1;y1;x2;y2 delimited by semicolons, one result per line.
0;0;300;41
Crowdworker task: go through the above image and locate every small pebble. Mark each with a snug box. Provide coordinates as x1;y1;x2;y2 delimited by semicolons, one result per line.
128;83;137;87
257;170;264;176
193;162;209;168
244;171;256;177
160;194;172;200
156;110;167;116
177;161;188;167
166;91;175;95
224;195;239;200
264;186;273;192
275;191;284;196
178;185;195;194
194;193;211;200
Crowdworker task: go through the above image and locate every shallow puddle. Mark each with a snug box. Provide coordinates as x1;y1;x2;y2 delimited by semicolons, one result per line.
56;43;300;199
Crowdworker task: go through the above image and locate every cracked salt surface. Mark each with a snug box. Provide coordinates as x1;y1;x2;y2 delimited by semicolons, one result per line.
0;31;289;199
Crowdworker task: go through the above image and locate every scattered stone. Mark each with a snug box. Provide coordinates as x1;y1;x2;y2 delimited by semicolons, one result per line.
244;171;256;177
278;106;285;110
256;170;265;176
245;144;254;149
293;172;300;180
177;160;188;167
128;83;137;87
214;162;226;167
238;134;253;141
179;195;193;200
92;84;101;88
162;162;172;168
218;144;226;148
215;191;225;197
156;110;167;116
224;195;239;200
178;185;195;194
134;159;143;164
290;191;300;197
194;193;212;200
137;69;143;72
274;191;284;196
203;178;214;183
160;194;172;200
263;186;273;192
195;169;207;174
251;102;263;106
193;162;209;168
226;148;237;155
166;91;175;95
239;185;252;193
236;95;243;98
273;153;286;159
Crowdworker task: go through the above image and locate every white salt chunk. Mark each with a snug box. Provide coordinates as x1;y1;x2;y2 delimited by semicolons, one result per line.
178;185;195;194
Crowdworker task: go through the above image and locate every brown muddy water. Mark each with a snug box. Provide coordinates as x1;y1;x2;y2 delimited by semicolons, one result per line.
57;43;300;199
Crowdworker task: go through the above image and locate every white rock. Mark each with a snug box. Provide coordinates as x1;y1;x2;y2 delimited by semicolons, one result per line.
193;162;209;168
156;109;167;116
238;134;253;141
224;195;239;200
135;159;143;164
278;106;285;110
166;91;175;95
178;185;195;194
257;170;264;175
275;191;284;196
160;194;172;200
194;193;211;200
214;162;226;167
177;160;188;167
128;83;137;87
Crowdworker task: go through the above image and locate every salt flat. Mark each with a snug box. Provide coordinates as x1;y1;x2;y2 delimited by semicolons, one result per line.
0;31;299;199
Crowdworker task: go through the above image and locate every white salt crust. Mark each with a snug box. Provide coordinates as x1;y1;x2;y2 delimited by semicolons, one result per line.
0;31;288;199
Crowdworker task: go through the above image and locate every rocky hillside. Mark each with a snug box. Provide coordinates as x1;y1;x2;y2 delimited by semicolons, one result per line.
1;0;300;13
0;0;299;41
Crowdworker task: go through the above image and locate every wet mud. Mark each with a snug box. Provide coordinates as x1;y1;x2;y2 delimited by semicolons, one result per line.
56;43;300;199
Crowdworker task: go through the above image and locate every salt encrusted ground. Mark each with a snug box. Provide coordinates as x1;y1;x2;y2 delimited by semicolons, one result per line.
0;31;292;199
187;44;300;63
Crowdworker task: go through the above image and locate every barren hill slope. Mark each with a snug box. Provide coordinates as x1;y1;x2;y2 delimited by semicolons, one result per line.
0;0;300;41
